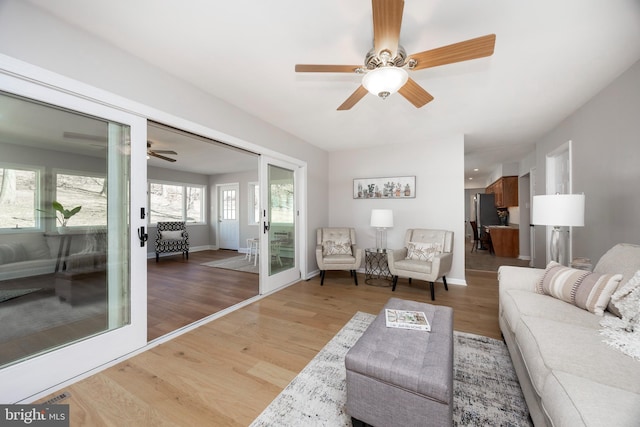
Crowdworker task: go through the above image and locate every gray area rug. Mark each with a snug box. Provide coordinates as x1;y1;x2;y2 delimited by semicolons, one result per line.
0;288;41;303
201;255;259;274
250;312;532;427
0;295;105;342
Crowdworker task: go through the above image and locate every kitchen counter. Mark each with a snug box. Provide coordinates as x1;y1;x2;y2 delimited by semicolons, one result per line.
486;225;519;258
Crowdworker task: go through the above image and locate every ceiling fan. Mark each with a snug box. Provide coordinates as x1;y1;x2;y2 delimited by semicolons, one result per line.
147;141;177;162
295;0;496;110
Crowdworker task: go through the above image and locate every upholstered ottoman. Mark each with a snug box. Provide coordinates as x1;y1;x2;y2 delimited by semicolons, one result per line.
345;298;454;427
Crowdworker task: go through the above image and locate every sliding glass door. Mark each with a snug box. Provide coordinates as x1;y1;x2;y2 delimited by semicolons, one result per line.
260;157;300;293
0;66;147;402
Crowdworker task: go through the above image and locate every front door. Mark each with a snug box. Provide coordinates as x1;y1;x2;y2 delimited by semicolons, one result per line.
218;183;239;250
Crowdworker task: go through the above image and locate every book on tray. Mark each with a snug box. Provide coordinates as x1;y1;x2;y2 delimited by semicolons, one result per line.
385;309;431;331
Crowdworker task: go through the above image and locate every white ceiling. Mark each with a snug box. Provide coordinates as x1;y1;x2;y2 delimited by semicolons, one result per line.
24;0;640;184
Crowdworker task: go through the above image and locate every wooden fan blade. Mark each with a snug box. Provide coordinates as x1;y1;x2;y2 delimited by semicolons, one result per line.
151;150;178;155
409;34;496;71
149;151;177;162
372;0;404;58
398;78;434;108
337;86;369;111
295;64;361;73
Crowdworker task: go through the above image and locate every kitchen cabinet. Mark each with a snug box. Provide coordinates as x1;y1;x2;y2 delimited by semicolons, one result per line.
487;226;519;258
486;176;518;207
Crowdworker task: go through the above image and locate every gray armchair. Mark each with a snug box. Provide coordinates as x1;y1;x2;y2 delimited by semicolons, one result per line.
316;227;363;286
388;229;454;300
155;221;189;262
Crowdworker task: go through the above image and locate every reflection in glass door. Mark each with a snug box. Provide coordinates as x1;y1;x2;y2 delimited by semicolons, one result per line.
260;158;299;293
0;70;147;402
0;91;131;368
268;165;294;275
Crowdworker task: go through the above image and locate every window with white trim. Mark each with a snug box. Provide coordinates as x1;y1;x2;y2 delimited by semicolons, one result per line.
148;180;205;224
0;165;41;230
54;171;107;228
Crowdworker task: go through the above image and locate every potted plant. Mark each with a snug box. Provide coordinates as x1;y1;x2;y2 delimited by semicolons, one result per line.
497;209;508;225
40;201;82;232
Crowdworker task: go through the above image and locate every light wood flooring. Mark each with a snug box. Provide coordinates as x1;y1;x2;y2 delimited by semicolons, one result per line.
0;250;258;367
36;266;504;426
147;250;259;341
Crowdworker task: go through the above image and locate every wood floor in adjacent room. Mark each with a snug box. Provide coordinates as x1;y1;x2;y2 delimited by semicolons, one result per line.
37;266;506;426
147;250;259;341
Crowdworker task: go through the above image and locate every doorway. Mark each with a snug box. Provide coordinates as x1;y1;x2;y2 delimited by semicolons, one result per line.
146;122;260;341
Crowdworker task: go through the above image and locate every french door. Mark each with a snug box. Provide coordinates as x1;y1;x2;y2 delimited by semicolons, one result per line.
0;59;147;403
259;156;300;293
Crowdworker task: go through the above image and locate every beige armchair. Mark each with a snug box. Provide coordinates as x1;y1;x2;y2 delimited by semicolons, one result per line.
388;229;454;300
316;227;363;286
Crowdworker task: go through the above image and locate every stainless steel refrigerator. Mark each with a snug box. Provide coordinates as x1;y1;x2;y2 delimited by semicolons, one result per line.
475;193;500;249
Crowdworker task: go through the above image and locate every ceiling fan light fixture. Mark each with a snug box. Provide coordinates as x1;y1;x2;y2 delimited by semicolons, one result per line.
362;66;408;99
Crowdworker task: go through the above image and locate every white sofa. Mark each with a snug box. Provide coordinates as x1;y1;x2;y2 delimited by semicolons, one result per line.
499;244;640;426
0;232;57;280
0;231;106;281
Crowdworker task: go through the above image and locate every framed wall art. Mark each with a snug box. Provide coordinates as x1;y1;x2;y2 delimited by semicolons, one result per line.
353;176;416;199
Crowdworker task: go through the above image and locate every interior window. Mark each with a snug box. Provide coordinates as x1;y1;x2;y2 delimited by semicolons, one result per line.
148;181;205;224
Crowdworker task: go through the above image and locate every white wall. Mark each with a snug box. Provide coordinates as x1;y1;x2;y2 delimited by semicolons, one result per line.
328;136;467;285
487;162;519;185
532;59;640;267
0;0;329;272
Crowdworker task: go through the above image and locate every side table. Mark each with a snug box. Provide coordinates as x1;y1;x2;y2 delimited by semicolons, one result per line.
365;248;392;286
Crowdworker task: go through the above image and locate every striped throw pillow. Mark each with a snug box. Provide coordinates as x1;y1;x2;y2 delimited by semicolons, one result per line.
536;261;623;316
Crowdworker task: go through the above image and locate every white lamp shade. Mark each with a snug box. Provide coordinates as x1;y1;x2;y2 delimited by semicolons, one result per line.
362;67;408;97
532;194;585;227
370;209;394;228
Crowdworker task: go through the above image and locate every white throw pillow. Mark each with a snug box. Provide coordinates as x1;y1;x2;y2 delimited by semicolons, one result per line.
610;270;640;328
161;230;184;240
405;242;443;262
322;239;352;256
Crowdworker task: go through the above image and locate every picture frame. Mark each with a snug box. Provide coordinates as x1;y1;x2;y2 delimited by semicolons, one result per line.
353;176;416;199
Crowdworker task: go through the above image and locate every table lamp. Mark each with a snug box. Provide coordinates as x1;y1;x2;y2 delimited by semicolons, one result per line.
370;209;393;250
532;194;585;265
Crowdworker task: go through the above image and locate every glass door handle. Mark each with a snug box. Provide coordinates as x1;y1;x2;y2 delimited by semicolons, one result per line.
138;226;148;247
